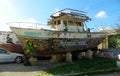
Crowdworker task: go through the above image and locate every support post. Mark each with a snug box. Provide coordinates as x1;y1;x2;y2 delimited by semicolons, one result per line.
50;54;60;63
93;50;99;57
66;52;72;62
78;52;82;59
86;50;93;59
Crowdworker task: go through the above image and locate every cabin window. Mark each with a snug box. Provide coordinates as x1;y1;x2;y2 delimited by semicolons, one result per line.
63;21;67;26
68;21;73;25
54;21;56;25
57;20;60;25
77;22;82;26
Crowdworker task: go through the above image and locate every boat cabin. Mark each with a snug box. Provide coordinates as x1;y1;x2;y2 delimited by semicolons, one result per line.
48;8;91;32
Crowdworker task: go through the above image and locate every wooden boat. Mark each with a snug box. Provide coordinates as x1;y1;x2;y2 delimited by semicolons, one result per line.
9;8;106;55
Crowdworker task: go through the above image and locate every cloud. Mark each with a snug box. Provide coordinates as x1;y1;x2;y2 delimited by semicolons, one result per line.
98;26;104;31
95;11;107;18
83;7;90;11
98;25;113;31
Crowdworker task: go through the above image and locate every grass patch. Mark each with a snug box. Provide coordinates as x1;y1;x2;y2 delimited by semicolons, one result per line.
45;57;117;75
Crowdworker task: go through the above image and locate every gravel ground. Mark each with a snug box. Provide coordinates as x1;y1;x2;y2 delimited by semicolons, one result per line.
0;60;66;76
0;63;40;76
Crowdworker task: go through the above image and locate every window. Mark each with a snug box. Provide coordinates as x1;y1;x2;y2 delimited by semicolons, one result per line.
68;21;73;25
63;21;67;26
57;20;60;25
0;49;6;54
77;22;81;26
54;21;56;25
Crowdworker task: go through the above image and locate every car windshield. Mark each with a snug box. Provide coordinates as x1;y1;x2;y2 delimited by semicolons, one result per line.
0;49;7;54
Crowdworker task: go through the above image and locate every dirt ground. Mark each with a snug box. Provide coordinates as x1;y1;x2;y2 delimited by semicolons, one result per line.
0;60;66;76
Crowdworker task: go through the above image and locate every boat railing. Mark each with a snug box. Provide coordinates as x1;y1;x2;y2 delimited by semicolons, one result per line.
7;22;51;30
51;8;87;17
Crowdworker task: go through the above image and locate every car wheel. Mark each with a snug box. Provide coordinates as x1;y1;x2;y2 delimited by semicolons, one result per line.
15;56;23;63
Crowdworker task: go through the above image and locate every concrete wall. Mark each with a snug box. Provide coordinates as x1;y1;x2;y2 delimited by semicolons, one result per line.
0;31;20;44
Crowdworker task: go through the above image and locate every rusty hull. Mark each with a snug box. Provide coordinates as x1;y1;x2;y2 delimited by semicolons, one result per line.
18;37;103;55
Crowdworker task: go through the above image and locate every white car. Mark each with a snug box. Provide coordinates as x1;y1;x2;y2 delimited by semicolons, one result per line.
0;48;24;63
117;54;120;67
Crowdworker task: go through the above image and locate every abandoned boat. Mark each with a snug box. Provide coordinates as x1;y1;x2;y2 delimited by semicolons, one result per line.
9;8;106;55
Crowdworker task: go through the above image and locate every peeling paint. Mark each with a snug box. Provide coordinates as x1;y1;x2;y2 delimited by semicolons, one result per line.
24;32;41;37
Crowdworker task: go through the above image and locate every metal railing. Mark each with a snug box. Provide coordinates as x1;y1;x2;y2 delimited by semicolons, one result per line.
7;22;51;30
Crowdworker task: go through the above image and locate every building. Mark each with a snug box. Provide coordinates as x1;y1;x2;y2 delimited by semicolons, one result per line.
0;31;20;44
98;29;120;49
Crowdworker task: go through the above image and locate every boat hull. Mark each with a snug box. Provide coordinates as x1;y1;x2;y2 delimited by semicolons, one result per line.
10;27;106;55
19;37;103;54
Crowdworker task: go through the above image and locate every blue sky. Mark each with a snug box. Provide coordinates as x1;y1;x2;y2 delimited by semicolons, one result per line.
0;0;120;31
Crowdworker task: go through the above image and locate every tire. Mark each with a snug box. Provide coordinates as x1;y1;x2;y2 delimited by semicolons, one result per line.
15;56;23;63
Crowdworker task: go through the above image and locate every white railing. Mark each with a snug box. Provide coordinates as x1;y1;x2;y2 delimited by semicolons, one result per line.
7;22;51;30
